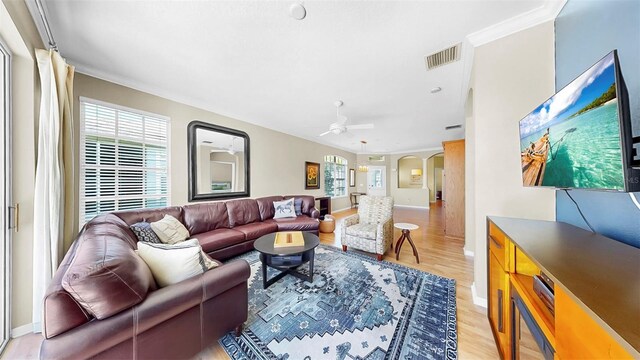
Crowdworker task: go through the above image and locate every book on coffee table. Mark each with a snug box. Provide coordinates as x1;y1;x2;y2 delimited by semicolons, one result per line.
274;231;304;248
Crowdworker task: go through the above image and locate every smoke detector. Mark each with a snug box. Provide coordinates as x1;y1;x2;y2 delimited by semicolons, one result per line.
425;43;461;71
289;3;306;20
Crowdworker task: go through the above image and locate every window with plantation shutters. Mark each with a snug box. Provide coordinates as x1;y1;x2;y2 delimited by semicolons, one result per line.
79;98;170;225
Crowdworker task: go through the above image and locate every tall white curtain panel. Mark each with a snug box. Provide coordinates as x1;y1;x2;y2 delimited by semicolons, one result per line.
33;49;75;332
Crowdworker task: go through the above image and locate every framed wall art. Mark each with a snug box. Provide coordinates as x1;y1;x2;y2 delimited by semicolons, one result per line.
305;161;320;189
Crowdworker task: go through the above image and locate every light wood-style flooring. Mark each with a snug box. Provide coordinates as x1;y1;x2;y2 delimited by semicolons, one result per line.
1;203;498;360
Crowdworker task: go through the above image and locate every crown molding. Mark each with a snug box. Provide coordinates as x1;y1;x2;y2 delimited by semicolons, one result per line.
73;64;361;155
466;0;567;47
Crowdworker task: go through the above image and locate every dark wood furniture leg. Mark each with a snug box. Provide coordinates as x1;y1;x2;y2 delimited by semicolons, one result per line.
342;245;347;252
395;232;407;260
404;230;420;264
376;254;383;261
234;324;243;337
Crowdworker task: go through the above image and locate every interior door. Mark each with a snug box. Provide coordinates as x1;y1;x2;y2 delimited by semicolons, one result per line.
367;166;386;196
0;37;11;353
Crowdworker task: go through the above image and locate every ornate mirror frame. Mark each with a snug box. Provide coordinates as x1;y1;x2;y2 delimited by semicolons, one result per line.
188;120;250;201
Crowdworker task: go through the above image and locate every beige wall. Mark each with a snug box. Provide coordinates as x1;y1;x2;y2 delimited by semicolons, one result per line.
389;150;441;208
73;73;356;223
2;0;42;331
467;21;556;301
397;156;422;188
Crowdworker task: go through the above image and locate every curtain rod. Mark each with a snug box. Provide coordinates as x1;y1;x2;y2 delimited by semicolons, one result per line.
34;0;58;52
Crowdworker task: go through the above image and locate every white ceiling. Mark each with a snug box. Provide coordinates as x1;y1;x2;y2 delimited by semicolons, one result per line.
36;0;549;154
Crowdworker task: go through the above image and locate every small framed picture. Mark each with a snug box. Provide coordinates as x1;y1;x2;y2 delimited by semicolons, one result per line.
305;161;320;189
349;168;356;187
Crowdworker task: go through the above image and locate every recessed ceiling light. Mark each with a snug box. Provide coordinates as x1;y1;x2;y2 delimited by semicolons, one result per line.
289;3;306;20
430;87;442;94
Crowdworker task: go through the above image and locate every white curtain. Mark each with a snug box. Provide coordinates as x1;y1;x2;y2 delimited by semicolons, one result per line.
32;49;74;332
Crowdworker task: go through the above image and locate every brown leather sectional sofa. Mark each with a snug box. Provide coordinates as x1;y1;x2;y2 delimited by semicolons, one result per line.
40;195;319;359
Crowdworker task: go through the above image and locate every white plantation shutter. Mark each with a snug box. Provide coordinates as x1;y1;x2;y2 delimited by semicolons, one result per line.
80;98;170;225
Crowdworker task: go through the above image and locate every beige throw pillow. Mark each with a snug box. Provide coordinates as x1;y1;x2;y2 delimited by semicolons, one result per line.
150;214;190;244
137;239;218;287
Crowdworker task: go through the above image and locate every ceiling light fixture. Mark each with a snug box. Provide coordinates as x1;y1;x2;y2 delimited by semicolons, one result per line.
358;140;369;172
289;3;306;20
430;87;442;93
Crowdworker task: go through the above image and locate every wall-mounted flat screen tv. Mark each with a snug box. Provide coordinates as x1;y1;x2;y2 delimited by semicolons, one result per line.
519;50;637;191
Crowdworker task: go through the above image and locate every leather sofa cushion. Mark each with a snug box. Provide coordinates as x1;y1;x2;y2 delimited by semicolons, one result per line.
183;202;230;234
62;225;155;320
226;199;261;227
195;228;246;253
233;222;278;240
255;196;284;221
284;195;315;215
267;216;320;232
114;206;184;226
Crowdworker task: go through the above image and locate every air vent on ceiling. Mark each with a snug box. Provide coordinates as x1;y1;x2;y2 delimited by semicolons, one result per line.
425;43;461;70
445;124;462;130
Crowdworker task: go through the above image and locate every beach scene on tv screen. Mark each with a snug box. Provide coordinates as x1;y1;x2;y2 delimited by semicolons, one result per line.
519;52;625;190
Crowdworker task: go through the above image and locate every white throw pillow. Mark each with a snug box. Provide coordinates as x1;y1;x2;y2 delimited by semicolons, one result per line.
150;214;190;244
273;198;297;219
137;239;217;287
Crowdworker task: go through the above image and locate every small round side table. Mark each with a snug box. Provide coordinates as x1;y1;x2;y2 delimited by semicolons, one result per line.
394;223;420;263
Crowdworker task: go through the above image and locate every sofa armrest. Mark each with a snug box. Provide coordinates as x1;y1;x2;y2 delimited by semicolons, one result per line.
376;217;395;254
340;214;360;242
309;207;320;219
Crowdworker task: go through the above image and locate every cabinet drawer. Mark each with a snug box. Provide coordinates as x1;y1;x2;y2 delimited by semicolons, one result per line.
489;222;509;270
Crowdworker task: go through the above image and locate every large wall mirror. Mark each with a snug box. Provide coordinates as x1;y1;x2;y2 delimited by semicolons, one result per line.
188;121;250;201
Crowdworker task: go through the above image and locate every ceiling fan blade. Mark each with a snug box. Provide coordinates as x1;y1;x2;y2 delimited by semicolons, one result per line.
319;130;332;137
346;124;374;130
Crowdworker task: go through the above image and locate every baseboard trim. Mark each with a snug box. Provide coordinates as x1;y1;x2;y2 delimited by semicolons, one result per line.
11;323;34;338
464;249;475;257
471;282;488;308
393;205;430;210
331;206;352;214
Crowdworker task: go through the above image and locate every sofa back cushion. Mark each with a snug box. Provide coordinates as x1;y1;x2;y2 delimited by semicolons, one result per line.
284;195;315;216
255;196;284;221
183;202;230;234
114;206;184;226
226;199;261;227
358;196;394;224
62;223;156;320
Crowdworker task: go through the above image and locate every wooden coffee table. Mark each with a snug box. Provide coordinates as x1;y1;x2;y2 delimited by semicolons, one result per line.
254;232;320;289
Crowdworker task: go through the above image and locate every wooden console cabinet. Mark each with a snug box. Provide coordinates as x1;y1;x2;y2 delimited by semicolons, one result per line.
487;216;639;359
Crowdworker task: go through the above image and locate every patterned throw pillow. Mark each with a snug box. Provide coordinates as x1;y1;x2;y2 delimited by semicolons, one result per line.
137;239;218;287
273;198;297;219
294;198;303;216
150;215;190;244
130;222;162;244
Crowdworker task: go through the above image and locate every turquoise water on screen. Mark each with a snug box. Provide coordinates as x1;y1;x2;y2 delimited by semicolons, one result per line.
520;102;625;190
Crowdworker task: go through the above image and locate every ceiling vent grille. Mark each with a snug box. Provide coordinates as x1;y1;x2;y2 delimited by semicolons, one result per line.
425;43;461;70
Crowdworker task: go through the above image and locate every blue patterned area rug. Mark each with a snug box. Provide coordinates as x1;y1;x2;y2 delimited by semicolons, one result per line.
219;245;457;360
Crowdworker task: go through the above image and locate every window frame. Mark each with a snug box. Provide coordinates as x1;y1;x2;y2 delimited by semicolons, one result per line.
79;97;171;225
323;155;348;199
0;35;11;354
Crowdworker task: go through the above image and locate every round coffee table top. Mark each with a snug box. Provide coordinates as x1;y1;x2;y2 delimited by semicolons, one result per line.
394;223;419;231
254;232;320;256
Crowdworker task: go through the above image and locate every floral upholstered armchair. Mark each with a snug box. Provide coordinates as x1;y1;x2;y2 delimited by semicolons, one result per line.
341;195;394;261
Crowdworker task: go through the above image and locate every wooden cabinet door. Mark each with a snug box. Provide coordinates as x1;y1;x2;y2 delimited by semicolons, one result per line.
443;140;465;239
489;252;510;358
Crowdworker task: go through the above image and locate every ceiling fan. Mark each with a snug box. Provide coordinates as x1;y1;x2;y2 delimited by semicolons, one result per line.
319;100;374;137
